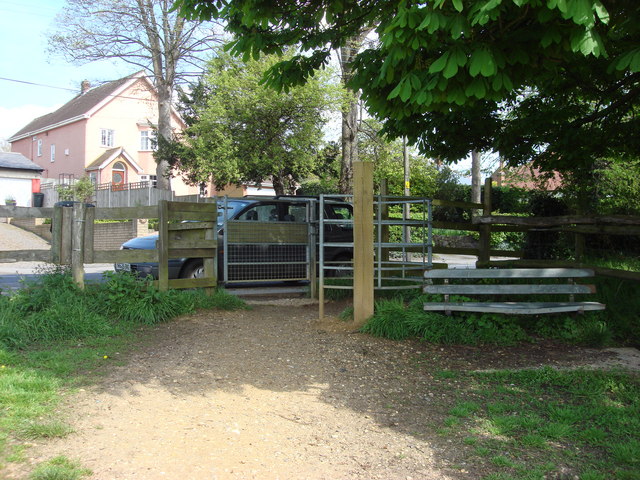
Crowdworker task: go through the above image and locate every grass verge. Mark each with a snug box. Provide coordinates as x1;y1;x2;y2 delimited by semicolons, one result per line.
435;367;640;479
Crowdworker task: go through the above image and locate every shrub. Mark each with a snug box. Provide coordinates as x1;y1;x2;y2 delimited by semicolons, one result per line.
0;269;246;350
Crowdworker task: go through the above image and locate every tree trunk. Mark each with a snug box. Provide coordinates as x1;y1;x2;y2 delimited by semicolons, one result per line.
340;91;359;194
338;30;371;194
471;150;481;217
155;81;173;191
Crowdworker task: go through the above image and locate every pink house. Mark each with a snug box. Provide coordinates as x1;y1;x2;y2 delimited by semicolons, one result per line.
8;71;197;196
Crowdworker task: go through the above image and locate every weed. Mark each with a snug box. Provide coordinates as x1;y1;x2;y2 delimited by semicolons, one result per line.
29;456;91;480
17;421;74;440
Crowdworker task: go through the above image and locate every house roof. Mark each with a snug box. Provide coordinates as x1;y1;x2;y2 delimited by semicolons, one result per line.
8;71;149;142
0;152;44;171
85;147;143;173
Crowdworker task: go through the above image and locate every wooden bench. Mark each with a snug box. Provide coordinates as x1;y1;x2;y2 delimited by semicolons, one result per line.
423;268;606;315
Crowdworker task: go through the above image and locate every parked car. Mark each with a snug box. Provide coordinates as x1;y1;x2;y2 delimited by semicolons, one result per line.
114;196;353;282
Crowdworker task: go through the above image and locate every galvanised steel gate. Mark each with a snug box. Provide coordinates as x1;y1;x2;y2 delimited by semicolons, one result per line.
220;197;316;286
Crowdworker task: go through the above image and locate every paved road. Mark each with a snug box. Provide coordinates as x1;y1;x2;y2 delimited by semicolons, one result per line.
0;221;114;292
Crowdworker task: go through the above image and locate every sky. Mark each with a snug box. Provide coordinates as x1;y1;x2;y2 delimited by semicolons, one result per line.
0;0;130;142
0;0;475;179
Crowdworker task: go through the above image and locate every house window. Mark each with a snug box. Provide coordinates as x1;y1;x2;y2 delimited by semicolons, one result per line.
50;144;55;163
140;130;154;151
37;139;42;157
100;129;114;147
89;172;98;184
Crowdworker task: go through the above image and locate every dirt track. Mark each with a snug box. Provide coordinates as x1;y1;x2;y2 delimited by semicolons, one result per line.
7;297;635;480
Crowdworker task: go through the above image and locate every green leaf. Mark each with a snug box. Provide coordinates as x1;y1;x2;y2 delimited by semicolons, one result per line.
452;0;464;12
429;51;450;73
400;79;413;102
571;28;604;56
465;77;486;98
387;80;404;100
541;28;562;48
593;0;609;23
452;47;468;67
469;48;491;77
480;50;497;77
567;0;595;26
615;49;640;72
450;15;466;39
443;56;459;78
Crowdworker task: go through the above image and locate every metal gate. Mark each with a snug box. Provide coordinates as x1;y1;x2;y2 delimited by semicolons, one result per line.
220;197;316;285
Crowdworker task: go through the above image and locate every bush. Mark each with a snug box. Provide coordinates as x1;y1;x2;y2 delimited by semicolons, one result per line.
0;268;246;350
361;293;624;347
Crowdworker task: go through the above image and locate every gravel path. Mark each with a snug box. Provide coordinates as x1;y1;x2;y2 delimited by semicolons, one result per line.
7;299;632;480
0;222;50;251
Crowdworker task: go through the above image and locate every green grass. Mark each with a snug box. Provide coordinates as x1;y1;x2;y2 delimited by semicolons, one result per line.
437;367;640;479
0;268;247;475
29;456;91;480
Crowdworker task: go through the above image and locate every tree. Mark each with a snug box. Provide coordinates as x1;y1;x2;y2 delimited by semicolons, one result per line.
48;0;221;190
358;119;438;197
174;0;639;173
161;49;339;195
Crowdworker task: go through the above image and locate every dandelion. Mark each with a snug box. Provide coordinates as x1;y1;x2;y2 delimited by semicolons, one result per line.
103;355;109;359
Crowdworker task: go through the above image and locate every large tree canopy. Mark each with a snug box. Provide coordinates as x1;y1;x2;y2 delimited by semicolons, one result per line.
174;0;639;171
161;49;339;194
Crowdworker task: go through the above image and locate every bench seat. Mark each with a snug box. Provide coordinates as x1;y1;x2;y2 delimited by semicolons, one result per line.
423;268;606;315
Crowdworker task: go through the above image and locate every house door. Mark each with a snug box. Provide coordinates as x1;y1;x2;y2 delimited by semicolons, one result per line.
112;162;126;190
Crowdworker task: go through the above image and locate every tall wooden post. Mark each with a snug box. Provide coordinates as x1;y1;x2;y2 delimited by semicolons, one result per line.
478;178;492;266
353;161;374;328
71;203;86;289
157;200;169;292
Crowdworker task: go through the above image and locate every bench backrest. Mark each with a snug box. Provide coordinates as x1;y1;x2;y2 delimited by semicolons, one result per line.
423;268;596;296
424;268;595;280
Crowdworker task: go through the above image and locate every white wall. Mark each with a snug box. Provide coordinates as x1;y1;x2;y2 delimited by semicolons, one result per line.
0;177;33;206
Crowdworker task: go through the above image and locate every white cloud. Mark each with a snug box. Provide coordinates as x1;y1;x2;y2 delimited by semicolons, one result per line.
0;104;60;143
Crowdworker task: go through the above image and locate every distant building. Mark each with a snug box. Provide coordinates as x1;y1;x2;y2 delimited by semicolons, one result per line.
492;163;563;191
8;71;197;196
0;152;43;206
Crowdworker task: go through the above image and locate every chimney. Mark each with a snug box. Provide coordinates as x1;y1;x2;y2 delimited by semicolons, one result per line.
81;80;91;94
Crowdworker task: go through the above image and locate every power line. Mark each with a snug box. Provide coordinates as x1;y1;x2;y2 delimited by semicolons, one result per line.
0;76;77;93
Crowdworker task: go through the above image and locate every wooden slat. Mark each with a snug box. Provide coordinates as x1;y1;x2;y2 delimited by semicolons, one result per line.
167;201;217;213
166;239;217;251
164;211;216;222
423;283;596;295
0;206;54;218
168;221;216;231
474;214;640;226
0;250;51;262
423;301;606;314
227;222;308;243
425;268;595;279
93;250;158;263
95;206;158;220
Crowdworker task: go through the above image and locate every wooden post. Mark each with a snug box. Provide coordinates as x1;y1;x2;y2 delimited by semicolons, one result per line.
51;205;63;264
71;203;86;289
478;178;492;266
353;161;374;328
60;207;73;264
84;206;95;263
157;200;169;292
203;202;216;296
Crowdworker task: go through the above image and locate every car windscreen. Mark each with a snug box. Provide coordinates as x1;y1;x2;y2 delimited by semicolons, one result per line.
217;200;252;227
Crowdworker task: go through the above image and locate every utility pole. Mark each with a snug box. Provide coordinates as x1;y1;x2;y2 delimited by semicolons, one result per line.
403;137;410;262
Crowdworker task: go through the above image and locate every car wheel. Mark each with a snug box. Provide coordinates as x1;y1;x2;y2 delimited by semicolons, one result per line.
181;260;204;279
